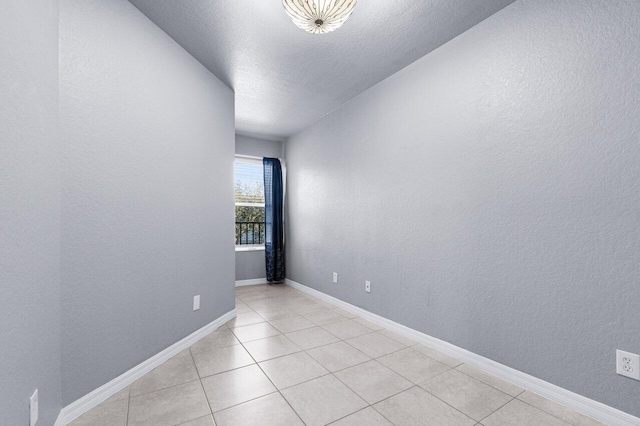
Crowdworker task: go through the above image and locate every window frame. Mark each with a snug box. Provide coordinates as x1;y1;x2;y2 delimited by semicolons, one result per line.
234;155;266;251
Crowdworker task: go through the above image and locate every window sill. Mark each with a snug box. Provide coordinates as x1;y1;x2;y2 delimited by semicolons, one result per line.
235;246;265;252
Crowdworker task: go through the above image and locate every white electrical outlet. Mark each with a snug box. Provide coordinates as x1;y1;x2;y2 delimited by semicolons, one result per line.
333;272;338;283
30;389;38;426
617;350;640;381
365;281;371;293
193;295;200;311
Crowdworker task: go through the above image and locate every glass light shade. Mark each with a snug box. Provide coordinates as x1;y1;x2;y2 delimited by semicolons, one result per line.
282;0;357;34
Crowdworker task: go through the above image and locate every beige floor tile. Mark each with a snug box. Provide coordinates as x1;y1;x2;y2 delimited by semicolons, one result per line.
378;329;418;347
420;369;512;421
177;414;216;425
378;347;450;383
235;303;253;314
331;308;359;319
304;309;349;326
285;326;340;350
413;344;464;368
213;392;303;426
226;312;265;328
231;322;281;343
192;344;255;378
269;315;316;333
373;386;475;426
281;374;368;426
245;299;286;312
260;351;329;389
237;292;268;300
322;319;374;340
78;288;589;426
330;407;393;425
306;341;371;372
314;300;337;309
102;385;129;405
455;364;524;397
130;355;200;396
128;380;211;426
285;294;313;303
335;360;412;404
238;298;271;306
190;329;240;355
253;307;299;321
173;348;193;358
235;292;263;302
352;318;385;331
346;332;405;358
69;398;128;426
243;334;302;362
290;301;327;314
201;364;276;412
481;399;570;426
517;391;605;426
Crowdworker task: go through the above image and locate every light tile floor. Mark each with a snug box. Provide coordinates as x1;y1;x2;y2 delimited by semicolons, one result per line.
69;284;606;426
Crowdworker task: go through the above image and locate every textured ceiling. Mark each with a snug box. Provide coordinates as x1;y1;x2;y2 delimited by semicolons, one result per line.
129;0;515;139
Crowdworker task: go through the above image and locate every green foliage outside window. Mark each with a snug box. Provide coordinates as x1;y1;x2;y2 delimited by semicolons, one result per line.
235;181;265;244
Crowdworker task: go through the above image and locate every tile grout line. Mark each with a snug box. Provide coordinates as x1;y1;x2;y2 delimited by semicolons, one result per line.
237;286;602;425
324;314;482;425
317;299;524;424
209;390;281;418
516;396;591;426
195;379;214;424
303;344;375;375
474;395;517;425
253;287;477;424
199;318;372;376
232;323;309;426
126;385;131;426
324;406;377;425
234;288;394;424
417;377;510;425
369;405;398;426
97;285;588;426
238;288;464;424
285;315;414;423
239;288;469;424
187;346;218;425
453;364;526;399
392;359;453;387
386;384;479;425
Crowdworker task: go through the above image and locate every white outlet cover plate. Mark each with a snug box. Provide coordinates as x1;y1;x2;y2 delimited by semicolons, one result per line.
30;389;38;426
193;295;200;311
333;272;338;283
616;350;640;380
365;281;371;293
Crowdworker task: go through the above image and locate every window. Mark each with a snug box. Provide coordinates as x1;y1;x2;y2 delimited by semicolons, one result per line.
235;157;265;247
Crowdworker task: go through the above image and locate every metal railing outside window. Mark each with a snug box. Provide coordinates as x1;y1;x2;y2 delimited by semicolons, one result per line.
235;222;265;245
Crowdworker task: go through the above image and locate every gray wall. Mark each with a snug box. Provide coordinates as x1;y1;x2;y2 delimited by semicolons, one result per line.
235;134;283;282
60;0;235;404
235;250;268;282
0;1;62;424
236;134;283;159
285;0;640;417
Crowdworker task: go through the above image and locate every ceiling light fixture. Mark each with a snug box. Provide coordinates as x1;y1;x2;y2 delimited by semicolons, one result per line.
282;0;357;35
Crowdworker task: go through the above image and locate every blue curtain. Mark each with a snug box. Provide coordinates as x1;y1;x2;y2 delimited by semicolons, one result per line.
263;158;285;282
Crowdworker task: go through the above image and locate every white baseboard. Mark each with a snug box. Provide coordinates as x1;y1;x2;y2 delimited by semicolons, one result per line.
54;411;65;426
235;278;268;287
58;308;236;425
285;278;639;426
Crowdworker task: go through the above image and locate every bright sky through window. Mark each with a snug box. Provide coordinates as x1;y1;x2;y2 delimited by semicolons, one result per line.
235;160;264;204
